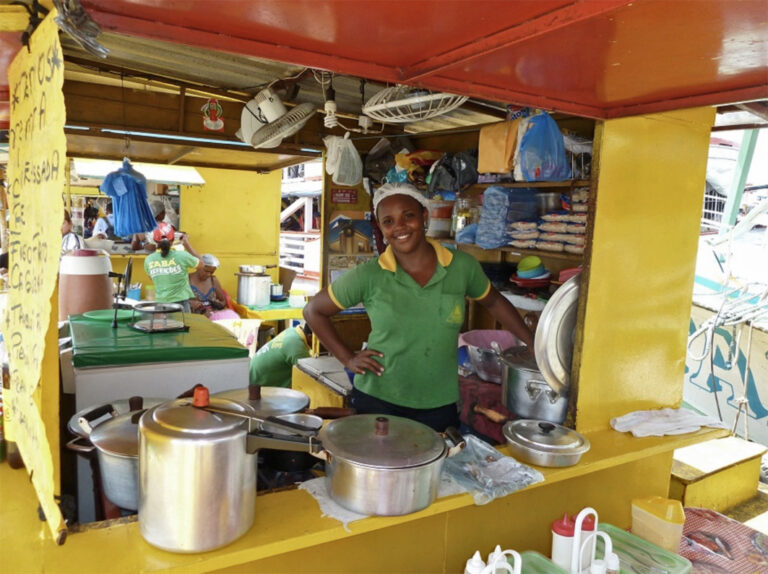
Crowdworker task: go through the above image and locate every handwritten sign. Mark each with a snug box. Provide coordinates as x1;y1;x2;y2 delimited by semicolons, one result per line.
5;10;67;543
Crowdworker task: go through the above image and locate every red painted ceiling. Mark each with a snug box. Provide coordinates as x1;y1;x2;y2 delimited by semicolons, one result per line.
1;0;767;130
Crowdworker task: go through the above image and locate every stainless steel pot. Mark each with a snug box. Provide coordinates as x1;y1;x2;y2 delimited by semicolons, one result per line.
66;397;163;511
314;415;465;516
502;420;590;467
497;347;568;424
68;408;143;511
138;395;261;553
234;272;271;307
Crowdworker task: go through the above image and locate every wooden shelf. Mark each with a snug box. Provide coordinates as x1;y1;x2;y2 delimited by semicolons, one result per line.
443;240;584;263
469;179;591;190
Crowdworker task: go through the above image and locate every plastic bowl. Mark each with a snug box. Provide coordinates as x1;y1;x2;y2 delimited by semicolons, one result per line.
517;255;542;272
517;265;545;279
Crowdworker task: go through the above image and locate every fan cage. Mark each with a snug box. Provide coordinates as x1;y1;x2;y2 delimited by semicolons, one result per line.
362;86;469;124
249;102;316;148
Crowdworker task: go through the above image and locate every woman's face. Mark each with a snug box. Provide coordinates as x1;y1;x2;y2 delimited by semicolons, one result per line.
61;218;72;236
377;194;428;254
198;266;217;280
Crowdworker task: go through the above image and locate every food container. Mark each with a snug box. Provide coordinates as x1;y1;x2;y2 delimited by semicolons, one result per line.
312;414;465;516
536;192;561;216
235;271;271;307
58;249;114;320
497;347;568;423
597;523;692;574
631;496;685;553
502;420;589;467
138;395;260;553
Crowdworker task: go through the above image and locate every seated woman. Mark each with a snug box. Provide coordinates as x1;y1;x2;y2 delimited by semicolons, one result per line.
189;253;239;320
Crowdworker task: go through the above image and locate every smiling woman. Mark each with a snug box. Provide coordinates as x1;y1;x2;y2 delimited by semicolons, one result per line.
303;183;534;432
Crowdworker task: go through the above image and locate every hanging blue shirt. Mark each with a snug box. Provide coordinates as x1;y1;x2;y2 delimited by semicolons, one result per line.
100;159;157;236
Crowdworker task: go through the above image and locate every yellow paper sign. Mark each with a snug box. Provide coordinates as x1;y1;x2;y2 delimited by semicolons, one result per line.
5;9;68;544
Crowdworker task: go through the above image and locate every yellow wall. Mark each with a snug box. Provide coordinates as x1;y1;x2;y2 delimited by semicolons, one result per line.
575;108;715;432
179;167;282;296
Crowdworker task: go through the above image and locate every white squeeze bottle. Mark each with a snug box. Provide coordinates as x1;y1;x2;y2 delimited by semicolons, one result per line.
464;550;486;574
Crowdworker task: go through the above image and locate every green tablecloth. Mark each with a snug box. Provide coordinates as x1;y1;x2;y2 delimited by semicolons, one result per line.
69;312;248;368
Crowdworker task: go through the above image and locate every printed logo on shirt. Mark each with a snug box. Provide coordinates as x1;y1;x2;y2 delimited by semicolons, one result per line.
148;258;182;276
446;304;464;325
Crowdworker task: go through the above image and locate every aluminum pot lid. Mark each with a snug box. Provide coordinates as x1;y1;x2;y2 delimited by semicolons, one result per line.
145;397;255;437
213;387;310;417
534;272;581;395
317;414;446;469
67;397;166;438
89;411;142;457
502;420;590;455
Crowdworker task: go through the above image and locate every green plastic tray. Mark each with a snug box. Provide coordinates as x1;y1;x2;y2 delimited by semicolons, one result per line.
82;309;133;322
597;523;691;574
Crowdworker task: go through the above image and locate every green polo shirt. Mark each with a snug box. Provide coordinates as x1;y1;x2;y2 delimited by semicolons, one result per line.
144;249;199;302
249;326;311;388
328;239;490;409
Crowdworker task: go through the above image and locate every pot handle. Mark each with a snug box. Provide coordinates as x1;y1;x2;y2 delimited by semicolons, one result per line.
526;379;564;404
66;436;95;454
245;431;327;460
77;403;118;435
303;406;356;419
444;426;466;458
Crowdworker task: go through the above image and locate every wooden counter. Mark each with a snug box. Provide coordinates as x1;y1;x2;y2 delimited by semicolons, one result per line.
1;427;726;574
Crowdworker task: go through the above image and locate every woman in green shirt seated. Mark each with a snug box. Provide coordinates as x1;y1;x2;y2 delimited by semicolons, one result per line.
144;223;203;312
304;183;533;431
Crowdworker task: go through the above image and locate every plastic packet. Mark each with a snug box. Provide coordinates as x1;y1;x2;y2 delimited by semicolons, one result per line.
443;435;544;505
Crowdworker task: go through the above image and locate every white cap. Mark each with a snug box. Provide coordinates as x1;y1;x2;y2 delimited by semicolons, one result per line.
201;253;220;268
372;182;429;214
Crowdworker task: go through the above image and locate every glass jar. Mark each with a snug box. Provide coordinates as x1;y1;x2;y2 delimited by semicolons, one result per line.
452;196;477;237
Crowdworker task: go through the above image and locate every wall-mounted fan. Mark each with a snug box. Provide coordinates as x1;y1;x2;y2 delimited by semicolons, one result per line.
239;87;316;149
362;86;468;124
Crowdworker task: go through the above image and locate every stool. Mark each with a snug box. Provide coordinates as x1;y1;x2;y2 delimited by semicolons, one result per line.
670;436;766;512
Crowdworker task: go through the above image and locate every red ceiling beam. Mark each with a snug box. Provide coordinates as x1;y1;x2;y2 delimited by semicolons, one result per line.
422;75;605;119
400;0;633;83
603;84;768;120
88;11;401;87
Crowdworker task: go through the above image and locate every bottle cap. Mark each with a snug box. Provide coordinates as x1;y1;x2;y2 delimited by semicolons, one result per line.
552;512;595;535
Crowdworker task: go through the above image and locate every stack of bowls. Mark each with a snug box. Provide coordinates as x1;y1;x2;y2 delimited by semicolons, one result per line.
517;256;546;279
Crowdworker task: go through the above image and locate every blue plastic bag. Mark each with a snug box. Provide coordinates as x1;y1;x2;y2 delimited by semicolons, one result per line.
519;112;572;182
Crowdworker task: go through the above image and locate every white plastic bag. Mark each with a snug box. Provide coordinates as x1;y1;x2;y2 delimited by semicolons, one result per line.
333;132;363;186
324;135;343;176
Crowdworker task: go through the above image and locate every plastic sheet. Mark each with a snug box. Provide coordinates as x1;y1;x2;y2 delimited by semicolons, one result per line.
443;435;544;505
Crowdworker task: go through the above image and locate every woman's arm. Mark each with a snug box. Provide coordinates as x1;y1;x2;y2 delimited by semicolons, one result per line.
179;234;203;261
303;289;384;375
476;287;535;348
211;276;228;307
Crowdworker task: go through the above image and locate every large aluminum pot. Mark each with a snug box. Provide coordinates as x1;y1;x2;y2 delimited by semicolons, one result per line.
316;415;465;516
234;272;271;307
66;397;164;511
498;347;568;424
138;395;259;553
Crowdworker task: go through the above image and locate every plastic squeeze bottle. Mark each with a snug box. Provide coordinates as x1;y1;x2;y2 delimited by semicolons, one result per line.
464;550;486;574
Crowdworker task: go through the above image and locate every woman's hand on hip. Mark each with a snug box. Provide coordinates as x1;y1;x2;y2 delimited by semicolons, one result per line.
345;349;385;376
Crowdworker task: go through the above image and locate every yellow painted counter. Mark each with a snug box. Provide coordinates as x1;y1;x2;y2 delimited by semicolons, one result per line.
1;427;726;574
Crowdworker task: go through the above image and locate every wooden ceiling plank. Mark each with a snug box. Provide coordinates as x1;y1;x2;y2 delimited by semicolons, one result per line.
400;0;632;83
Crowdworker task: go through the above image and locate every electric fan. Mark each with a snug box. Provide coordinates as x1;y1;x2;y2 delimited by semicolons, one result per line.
239;87;316;149
362;85;468;124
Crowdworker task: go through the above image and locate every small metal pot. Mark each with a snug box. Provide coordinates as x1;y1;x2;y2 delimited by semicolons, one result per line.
502;420;590;467
497;347;568;424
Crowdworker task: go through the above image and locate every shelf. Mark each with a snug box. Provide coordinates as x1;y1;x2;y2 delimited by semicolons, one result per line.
470;179;591;190
443;240;584;263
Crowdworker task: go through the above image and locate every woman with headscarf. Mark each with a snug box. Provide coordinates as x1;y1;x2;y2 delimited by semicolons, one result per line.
143;223;202;312
303;182;534;432
189;253;239;319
